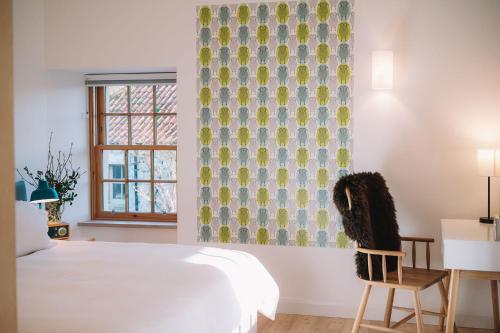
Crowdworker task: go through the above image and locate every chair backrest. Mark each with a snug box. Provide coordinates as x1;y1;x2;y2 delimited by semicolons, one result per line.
333;172;401;280
355;237;434;283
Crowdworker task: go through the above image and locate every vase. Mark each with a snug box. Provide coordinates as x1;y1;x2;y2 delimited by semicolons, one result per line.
46;202;63;223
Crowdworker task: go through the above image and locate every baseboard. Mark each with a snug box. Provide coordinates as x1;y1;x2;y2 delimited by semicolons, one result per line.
277;297;493;330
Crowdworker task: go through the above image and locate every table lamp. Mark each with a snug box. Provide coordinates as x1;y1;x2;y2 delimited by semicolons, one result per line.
30;180;59;204
477;149;500;224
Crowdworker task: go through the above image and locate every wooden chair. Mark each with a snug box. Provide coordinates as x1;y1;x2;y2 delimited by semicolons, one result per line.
345;189;454;333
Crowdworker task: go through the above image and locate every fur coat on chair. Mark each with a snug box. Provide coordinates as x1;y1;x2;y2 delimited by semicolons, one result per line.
333;172;401;280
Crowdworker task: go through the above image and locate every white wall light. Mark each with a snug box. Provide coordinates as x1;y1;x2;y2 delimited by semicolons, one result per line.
372;51;393;90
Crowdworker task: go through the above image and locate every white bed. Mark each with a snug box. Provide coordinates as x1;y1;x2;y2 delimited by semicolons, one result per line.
17;241;279;333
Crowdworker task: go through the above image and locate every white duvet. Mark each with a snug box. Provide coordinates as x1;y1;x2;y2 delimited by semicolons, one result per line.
17;241;279;333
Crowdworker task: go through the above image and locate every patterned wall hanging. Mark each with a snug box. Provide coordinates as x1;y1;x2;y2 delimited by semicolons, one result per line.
197;0;354;247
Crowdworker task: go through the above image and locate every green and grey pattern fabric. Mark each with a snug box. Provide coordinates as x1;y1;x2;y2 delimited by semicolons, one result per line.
334;0;352;248
197;0;354;247
256;3;271;245
295;1;309;247
315;0;328;247
199;5;213;243
237;4;251;244
218;5;232;243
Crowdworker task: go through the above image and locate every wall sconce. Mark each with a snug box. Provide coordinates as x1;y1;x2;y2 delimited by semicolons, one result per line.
372;51;393;90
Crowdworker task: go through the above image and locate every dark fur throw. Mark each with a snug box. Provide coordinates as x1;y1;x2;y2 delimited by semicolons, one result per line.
333;172;401;281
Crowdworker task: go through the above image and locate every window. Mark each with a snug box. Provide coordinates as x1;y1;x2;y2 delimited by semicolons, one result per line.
88;78;177;222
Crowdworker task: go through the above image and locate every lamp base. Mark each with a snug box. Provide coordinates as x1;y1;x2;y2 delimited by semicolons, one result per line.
479;217;494;224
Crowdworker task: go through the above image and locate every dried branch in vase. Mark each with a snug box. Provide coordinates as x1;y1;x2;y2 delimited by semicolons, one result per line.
17;132;86;222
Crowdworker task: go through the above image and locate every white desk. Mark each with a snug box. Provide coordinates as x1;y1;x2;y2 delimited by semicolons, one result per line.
441;219;500;333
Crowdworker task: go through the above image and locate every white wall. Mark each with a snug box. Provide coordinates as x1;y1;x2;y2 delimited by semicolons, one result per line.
13;0;177;243
16;0;500;328
13;0;91;231
45;71;89;222
13;0;86;205
14;0;48;171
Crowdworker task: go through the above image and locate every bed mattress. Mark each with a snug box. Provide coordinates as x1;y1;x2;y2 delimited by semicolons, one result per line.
17;241;279;333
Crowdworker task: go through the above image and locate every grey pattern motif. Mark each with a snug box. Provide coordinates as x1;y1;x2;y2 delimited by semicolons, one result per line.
277;25;289;43
277;189;288;207
277;107;288;125
201;187;211;204
337;85;350;105
317;23;329;43
277;65;289;85
219;206;230;224
297;169;308;186
277;148;288;166
238;107;249;125
238;26;250;44
257;46;269;64
258;128;268;146
200;68;211;86
200;108;211;125
337;0;351;21
337;43;350;63
257;4;269;23
219;47;230;65
258;208;268;227
238;148;249;166
297;45;309;63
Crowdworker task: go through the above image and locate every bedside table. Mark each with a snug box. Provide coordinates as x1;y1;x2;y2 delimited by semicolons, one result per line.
47;222;70;240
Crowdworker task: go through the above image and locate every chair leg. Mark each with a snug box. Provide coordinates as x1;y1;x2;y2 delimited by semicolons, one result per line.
413;290;425;333
384;288;395;327
352;284;372;333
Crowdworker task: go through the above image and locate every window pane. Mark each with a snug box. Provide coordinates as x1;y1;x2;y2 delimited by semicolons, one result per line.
131;116;154;145
106;86;128;113
102;150;125;179
156;115;177;145
154;183;176;213
130;85;153;113
154;150;176;180
129;182;151;213
103;182;126;212
112;183;126;199
155;84;177;113
106;116;128;145
128;150;150;180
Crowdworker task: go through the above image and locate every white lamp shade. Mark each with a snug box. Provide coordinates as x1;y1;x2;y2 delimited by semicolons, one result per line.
372;51;393;90
477;149;495;176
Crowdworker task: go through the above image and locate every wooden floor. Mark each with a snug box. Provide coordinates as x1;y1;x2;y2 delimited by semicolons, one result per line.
258;314;493;333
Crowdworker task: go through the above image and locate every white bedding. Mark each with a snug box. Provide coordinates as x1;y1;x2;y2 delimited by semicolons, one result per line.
17;241;279;333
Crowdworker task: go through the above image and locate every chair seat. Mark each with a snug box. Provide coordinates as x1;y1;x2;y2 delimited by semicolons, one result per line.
365;267;448;290
387;267;447;290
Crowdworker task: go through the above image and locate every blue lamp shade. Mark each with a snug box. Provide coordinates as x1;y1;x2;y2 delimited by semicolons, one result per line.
30;180;59;204
16;181;28;201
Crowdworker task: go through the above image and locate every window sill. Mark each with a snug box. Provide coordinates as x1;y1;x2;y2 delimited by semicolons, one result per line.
77;220;177;229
